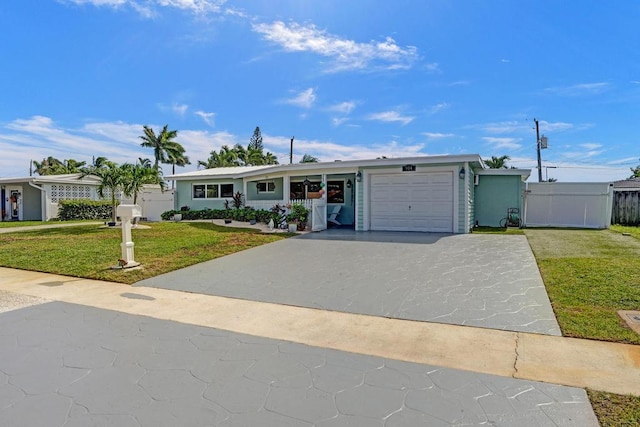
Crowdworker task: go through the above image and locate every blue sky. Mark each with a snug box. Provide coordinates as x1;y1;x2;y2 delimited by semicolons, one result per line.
1;0;639;182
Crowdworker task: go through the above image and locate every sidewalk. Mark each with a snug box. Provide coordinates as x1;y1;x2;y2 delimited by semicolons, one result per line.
0;221;102;233
0;267;638;396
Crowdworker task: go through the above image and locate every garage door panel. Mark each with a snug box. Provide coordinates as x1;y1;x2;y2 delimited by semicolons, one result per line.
370;172;454;232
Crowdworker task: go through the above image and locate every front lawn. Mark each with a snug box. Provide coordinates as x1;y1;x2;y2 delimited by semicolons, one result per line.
525;228;640;344
0;222;289;284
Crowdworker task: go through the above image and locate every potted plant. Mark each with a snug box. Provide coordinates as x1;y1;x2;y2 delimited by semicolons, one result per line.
286;203;309;231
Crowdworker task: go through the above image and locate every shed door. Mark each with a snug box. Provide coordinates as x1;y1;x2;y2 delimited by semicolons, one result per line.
370;172;453;232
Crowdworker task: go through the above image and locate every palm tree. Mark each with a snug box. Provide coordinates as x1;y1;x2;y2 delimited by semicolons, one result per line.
300;154;319;163
61;159;87;174
198;145;241;169
484;155;511;169
139;125;185;170
122;160;165;205
263;151;279;165
33;157;63;175
82;161;125;223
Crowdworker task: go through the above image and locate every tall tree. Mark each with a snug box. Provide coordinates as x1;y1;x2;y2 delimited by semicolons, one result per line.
81;160;125;223
139;125;185;170
198;145;241;169
248;126;263;151
300;154;319;163
629;160;640;179
33;157;63;175
121;159;165;205
484;155;511;169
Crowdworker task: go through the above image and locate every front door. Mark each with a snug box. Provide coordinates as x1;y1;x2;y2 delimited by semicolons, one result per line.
8;187;22;221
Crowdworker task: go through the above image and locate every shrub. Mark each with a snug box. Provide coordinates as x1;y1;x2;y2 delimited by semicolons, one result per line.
160;207;272;223
58;199;112;221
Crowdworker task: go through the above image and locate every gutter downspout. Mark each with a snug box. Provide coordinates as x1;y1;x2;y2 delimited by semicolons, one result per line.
28;180;47;221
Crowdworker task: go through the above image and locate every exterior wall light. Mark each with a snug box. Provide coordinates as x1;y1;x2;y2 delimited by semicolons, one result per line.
346;179;352;189
459;167;466;180
356;171;362;182
303;177;310;186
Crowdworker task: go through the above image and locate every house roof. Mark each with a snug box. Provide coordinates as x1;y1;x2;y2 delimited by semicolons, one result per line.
167;154;486;181
613;178;640;189
0;174;101;185
476;168;532;180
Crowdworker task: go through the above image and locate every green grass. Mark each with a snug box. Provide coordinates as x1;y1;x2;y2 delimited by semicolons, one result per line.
471;226;524;235
0;222;290;284
525;228;640;425
588;390;640;427
525;228;640;344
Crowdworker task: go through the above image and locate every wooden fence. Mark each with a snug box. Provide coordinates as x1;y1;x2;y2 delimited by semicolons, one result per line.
612;190;640;225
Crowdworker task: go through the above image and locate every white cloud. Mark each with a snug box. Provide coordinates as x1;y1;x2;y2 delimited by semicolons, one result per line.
252;21;419;72
425;62;440;73
429;102;450;114
284;88;317;109
482;137;522;150
544;82;610;96
327;101;356;114
423;132;454;139
172;103;189;116
263;134;426;163
62;0;227;17
332;117;349;127
0;115;244;177
479;120;573;134
579;143;602;151
367;111;414;126
194;110;215;126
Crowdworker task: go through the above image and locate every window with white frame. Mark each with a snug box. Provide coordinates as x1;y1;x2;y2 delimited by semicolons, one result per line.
256;181;275;193
192;183;234;199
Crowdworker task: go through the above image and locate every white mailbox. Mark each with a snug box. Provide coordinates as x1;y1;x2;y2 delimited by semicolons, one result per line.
115;204;142;268
117;204;142;219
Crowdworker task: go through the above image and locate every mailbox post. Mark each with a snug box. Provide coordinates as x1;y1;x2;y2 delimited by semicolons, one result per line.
116;204;141;268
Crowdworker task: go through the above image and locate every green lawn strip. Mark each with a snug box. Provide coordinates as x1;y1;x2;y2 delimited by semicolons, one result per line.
588;390;640;427
526;229;640;344
471;226;525;235
611;224;640;239
0;222;289;284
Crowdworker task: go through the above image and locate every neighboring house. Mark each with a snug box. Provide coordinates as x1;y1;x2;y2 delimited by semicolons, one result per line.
0;174;172;222
168;154;532;233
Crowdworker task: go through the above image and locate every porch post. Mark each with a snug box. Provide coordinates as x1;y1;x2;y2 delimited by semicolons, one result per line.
283;175;290;203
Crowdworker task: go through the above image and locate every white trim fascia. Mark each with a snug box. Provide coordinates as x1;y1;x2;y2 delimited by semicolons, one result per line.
168;154;485;181
476;169;531;179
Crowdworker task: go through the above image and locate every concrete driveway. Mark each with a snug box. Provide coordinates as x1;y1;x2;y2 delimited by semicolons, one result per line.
136;231;561;335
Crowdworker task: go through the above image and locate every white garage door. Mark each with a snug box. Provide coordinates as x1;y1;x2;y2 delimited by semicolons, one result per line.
370;172;454;232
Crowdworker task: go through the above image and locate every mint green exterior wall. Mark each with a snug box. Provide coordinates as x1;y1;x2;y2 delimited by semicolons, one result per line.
474;175;524;227
174;178;244;210
245;177;284;201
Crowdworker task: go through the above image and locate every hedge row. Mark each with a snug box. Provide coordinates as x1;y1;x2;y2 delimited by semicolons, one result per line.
58;200;112;220
161;207;274;223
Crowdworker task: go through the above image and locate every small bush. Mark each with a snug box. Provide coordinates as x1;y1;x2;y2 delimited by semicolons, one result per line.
58;200;112;221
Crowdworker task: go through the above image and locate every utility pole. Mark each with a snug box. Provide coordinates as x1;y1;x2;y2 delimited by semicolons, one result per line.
534;118;542;182
289;136;294;164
